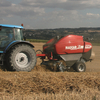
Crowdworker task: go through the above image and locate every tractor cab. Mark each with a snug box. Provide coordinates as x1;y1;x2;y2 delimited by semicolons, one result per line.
0;24;24;51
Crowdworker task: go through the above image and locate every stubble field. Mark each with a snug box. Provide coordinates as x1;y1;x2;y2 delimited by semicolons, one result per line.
0;42;100;100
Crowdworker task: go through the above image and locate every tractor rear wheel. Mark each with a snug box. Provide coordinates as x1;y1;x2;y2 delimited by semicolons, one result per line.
74;61;86;72
6;44;36;71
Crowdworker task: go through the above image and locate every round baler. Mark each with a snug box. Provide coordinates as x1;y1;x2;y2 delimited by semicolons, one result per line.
36;35;95;72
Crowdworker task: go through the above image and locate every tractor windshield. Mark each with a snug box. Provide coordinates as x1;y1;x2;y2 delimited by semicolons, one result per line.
14;28;23;40
0;27;14;49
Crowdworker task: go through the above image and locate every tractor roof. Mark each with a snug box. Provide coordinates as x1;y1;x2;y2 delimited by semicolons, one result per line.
0;24;23;29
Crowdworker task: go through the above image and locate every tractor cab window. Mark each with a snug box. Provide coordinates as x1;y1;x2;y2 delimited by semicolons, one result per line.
14;29;23;40
0;27;14;48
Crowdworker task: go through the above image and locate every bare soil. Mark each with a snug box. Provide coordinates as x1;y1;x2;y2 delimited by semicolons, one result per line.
0;42;100;99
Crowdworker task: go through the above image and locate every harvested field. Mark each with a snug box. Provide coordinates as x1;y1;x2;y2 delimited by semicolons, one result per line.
0;42;100;100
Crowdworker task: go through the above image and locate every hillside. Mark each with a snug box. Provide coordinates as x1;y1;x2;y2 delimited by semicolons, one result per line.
23;27;100;41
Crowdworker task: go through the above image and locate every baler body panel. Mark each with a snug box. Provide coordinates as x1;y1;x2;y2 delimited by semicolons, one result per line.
55;35;84;54
43;36;64;53
84;42;92;53
43;35;92;55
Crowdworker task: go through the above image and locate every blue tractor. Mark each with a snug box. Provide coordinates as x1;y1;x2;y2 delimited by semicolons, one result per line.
0;24;36;71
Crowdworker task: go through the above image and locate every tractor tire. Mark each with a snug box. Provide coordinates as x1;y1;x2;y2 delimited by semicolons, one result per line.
6;44;36;71
74;61;86;72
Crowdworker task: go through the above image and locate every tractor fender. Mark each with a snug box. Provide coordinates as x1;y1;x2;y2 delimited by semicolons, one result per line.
4;40;34;53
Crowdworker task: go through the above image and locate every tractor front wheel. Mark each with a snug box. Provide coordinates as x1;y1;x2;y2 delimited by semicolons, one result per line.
6;44;36;71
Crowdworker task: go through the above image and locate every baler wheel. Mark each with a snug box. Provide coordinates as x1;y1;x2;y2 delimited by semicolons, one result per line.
6;44;36;71
74;61;86;72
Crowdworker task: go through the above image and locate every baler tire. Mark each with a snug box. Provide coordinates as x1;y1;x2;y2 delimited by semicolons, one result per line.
74;61;86;72
6;44;36;71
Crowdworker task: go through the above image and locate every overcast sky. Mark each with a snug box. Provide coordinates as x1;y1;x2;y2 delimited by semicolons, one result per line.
0;0;100;29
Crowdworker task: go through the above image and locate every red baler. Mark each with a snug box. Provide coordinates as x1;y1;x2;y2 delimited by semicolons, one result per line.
36;35;95;72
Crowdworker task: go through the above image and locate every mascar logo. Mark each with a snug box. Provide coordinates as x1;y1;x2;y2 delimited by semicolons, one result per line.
65;45;84;50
